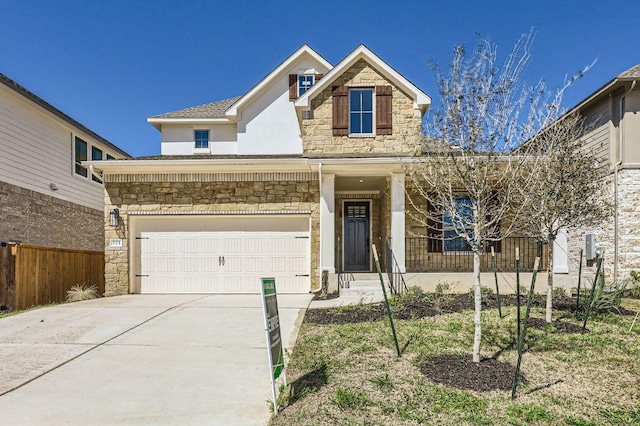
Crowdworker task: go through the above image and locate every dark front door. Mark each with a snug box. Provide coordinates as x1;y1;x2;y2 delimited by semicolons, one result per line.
344;202;370;271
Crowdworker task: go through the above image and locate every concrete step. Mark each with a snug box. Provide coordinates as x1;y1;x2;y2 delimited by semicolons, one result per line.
340;279;385;303
347;280;382;288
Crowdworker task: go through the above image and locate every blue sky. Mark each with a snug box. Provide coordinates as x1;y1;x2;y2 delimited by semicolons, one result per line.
2;0;639;157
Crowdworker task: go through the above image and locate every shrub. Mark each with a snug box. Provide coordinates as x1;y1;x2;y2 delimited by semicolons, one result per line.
581;279;626;315
66;283;99;303
435;281;451;295
552;286;567;299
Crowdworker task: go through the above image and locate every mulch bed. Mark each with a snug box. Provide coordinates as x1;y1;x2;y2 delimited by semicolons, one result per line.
305;294;582;325
419;354;525;392
525;317;585;333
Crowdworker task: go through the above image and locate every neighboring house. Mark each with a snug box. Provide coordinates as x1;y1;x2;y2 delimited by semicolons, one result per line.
561;64;640;284
0;73;130;251
92;44;434;295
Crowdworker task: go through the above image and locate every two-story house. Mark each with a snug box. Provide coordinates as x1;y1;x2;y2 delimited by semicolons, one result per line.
91;45;432;295
0;73;129;251
562;64;640;284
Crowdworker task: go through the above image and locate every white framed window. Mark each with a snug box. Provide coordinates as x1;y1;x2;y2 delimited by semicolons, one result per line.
73;135;113;184
74;136;88;177
195;130;209;149
91;146;103;183
349;88;374;135
298;75;314;96
443;196;474;252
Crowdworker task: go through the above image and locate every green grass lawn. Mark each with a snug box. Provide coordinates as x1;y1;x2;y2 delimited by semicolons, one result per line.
270;296;640;426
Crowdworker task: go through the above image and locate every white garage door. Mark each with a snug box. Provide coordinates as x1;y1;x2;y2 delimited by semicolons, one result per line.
140;230;310;294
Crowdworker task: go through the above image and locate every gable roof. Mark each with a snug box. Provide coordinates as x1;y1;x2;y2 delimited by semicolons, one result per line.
566;63;640;115
0;72;129;157
619;64;640;80
294;44;431;113
225;44;332;119
150;96;241;119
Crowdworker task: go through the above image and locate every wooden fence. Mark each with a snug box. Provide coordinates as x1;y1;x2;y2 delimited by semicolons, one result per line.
0;243;104;311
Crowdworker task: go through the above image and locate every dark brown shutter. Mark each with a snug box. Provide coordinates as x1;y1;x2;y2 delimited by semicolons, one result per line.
376;85;392;135
332;85;349;136
427;197;443;253
289;74;297;100
314;73;323;82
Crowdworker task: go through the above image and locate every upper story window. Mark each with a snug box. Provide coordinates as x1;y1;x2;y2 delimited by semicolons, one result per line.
74;135;114;184
298;75;314;96
195;130;209;149
349;89;373;135
289;73;322;100
74;137;88;177
91;146;103;183
332;85;392;137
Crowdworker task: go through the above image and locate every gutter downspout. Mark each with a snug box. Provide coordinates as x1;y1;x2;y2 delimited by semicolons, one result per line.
614;80;637;282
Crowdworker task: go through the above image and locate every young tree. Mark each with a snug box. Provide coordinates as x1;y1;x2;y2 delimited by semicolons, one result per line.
407;31;587;363
517;112;613;323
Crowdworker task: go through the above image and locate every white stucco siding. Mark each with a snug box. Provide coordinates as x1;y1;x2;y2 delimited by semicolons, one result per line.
0;84;117;211
236;57;324;155
160;123;238;155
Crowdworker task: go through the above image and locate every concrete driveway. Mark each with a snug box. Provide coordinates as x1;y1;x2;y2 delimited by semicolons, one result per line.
0;294;312;425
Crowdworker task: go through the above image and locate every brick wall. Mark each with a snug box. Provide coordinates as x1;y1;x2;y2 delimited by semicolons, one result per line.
0;180;103;250
104;173;320;295
302;59;423;155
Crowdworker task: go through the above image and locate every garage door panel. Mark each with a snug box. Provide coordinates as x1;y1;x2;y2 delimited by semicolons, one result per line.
139;225;310;294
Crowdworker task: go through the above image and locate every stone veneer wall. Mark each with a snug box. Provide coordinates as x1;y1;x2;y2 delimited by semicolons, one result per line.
0;180;103;250
104;172;320;295
302;59;422;155
567;170;640;285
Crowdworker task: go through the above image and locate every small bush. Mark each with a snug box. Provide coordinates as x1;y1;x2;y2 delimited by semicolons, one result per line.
581;279;626;315
628;271;640;297
435;281;451;295
553;287;567;299
66;283;99;303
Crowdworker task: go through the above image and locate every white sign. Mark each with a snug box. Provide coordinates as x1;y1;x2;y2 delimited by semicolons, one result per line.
109;239;123;248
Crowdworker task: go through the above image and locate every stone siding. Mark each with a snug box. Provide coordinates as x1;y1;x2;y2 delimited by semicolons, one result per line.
302;59;422;155
0;180;103;250
567;170;639;285
104;173;320;295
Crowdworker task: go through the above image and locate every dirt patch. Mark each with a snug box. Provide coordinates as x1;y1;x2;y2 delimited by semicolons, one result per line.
526;317;585;333
419;353;525;392
305;305;387;324
312;292;340;301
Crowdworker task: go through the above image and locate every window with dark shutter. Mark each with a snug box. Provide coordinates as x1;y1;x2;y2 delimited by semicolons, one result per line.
314;73;323;82
427;198;443;253
289;74;298;100
332;85;349;136
376;85;392;135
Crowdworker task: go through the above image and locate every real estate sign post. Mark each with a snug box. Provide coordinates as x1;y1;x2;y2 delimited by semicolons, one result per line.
261;277;285;414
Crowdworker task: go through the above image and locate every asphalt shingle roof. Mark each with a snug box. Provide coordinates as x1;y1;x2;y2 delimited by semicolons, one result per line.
151;96;241;119
619;64;640;80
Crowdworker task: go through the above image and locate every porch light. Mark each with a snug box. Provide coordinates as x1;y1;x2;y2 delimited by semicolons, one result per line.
109;209;120;227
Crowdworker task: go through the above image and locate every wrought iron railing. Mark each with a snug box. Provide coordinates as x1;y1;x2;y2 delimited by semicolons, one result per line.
385;238;408;295
335;237;352;289
405;236;546;273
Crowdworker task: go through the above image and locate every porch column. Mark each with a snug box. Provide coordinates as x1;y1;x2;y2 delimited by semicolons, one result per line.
553;228;569;273
390;173;406;273
320;173;335;273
